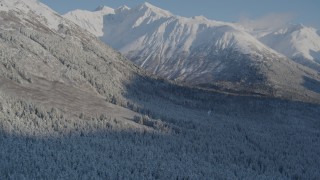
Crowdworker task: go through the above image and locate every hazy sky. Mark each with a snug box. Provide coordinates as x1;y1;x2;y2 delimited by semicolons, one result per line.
39;0;320;29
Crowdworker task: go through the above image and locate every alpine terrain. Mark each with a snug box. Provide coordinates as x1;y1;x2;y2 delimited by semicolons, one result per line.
1;0;320;179
250;24;320;71
65;2;320;103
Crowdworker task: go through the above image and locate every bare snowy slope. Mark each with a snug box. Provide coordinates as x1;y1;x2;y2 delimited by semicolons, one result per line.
0;0;65;30
65;2;320;101
64;6;115;36
255;24;320;71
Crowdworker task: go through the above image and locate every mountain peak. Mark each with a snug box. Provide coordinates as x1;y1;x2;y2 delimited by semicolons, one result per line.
115;5;130;14
192;15;208;21
141;2;156;8
94;5;114;12
271;23;306;35
136;2;172;17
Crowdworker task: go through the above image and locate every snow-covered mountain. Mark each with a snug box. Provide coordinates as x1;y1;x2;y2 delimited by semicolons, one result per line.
64;6;115;36
2;1;320;179
64;2;320;99
0;0;152;118
0;0;65;30
65;3;320;74
1;0;319;101
253;24;320;71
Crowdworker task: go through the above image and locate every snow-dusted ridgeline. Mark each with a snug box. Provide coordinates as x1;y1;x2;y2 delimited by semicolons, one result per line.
255;24;320;71
0;0;64;30
64;6;115;36
1;1;320;179
64;2;320;100
65;3;320;70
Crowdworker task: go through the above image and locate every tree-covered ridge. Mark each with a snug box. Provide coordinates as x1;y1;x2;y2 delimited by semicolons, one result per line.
1;2;320;179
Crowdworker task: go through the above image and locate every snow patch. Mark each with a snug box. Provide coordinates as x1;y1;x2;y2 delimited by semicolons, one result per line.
258;24;320;61
64;6;114;36
0;0;63;30
115;5;130;14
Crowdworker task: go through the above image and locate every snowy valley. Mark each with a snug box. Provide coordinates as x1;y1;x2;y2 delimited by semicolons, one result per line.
0;0;320;179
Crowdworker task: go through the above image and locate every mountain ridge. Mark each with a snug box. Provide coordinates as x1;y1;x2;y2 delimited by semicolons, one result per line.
65;3;320;64
64;2;320;102
254;24;320;71
1;1;320;179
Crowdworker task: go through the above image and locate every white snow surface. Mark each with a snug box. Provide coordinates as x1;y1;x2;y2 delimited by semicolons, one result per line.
65;2;320;64
0;0;64;30
1;0;320;103
65;2;270;55
63;2;320;89
256;24;320;61
1;0;318;98
64;6;115;36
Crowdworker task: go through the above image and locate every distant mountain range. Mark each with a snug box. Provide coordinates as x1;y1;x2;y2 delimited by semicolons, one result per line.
0;0;319;102
65;3;320;101
254;24;320;71
65;3;320;68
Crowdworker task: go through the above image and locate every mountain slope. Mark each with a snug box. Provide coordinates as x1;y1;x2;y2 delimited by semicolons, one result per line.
255;24;320;71
1;1;320;179
64;6;115;36
0;0;157;128
0;0;64;30
65;2;320;102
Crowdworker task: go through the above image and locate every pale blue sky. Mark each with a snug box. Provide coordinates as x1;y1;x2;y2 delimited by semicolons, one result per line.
39;0;320;29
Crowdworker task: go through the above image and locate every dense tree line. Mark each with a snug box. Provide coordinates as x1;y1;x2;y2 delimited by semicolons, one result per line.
1;92;320;179
1;13;320;179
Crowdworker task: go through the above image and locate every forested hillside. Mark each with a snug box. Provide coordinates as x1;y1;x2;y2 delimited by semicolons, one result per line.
0;0;320;179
